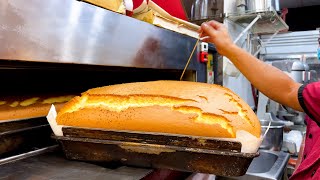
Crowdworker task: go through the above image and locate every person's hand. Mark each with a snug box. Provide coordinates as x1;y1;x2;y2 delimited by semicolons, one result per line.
199;21;235;56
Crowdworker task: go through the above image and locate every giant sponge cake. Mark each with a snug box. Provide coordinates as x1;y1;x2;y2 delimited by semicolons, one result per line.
57;81;261;138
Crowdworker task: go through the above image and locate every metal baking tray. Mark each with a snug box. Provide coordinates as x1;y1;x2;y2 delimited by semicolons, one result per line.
53;127;259;177
0;117;55;157
0;117;47;132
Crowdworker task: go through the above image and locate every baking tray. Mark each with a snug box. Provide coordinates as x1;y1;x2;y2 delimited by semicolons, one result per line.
0;117;48;132
0;117;56;157
62;127;243;152
53;127;259;177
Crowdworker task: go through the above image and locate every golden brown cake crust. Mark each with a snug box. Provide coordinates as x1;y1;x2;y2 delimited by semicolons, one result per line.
57;81;261;138
0;95;75;121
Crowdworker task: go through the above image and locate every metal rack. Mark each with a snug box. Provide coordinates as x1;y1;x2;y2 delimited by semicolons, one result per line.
222;8;289;77
226;9;289;35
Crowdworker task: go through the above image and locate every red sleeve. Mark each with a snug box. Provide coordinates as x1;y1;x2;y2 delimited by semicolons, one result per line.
152;0;188;21
298;82;320;125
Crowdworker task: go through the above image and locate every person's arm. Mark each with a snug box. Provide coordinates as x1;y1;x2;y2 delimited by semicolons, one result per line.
200;21;303;112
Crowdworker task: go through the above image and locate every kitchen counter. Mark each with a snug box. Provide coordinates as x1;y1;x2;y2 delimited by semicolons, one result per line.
217;150;290;180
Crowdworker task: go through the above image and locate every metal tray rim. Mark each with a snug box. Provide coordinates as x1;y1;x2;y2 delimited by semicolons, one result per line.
62;126;246;144
53;135;259;158
0;116;45;123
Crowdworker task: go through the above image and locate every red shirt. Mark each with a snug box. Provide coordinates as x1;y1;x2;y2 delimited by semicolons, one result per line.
290;82;320;179
130;0;188;20
152;0;188;21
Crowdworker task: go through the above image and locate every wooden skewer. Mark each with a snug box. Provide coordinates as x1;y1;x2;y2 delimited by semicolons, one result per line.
180;34;202;81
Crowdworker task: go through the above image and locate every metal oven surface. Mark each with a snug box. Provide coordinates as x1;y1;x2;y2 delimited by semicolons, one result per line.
0;0;209;82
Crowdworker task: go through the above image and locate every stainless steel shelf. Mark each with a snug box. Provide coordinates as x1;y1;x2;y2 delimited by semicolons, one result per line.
226;9;289;34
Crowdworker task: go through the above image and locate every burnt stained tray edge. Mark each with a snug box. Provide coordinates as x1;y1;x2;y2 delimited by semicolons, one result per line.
53;135;258;158
53;136;259;177
62;127;242;152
